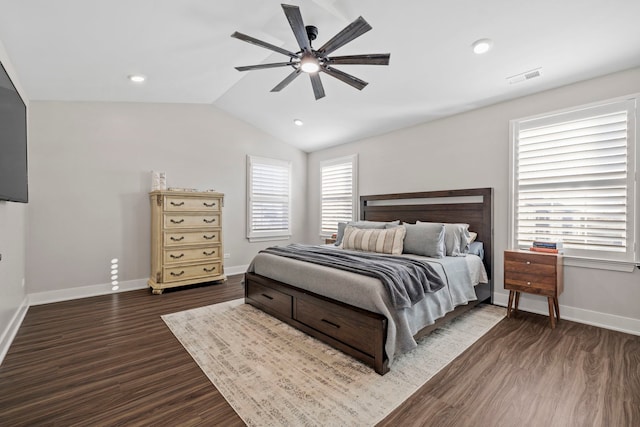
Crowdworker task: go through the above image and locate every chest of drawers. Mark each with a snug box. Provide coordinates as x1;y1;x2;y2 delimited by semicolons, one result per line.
504;250;563;328
148;190;225;294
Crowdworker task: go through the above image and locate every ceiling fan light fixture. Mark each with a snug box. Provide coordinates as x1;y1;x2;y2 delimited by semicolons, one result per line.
472;39;493;55
300;55;320;73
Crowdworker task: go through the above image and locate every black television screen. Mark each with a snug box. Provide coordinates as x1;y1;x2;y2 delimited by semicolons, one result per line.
0;60;28;203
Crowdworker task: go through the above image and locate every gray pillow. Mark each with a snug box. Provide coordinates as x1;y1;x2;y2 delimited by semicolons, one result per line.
335;220;400;246
402;222;446;258
417;221;471;256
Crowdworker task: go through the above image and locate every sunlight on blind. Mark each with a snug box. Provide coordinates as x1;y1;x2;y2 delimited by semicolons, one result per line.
248;157;291;239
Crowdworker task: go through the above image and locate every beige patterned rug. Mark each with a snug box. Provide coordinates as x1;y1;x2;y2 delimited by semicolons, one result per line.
162;300;505;426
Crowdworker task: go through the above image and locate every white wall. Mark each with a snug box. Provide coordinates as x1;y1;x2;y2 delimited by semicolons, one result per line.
27;101;308;298
0;39;29;362
307;67;640;334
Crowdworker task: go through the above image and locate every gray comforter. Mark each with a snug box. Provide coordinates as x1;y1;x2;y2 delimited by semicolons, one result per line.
260;244;445;309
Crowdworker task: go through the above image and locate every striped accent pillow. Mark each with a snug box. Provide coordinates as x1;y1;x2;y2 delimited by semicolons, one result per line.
340;225;406;255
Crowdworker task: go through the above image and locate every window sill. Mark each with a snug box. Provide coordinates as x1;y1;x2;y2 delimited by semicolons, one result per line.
247;236;291;243
563;256;636;273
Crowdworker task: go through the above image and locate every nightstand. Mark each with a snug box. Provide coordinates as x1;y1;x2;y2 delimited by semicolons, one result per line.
324;238;336;245
504;250;564;328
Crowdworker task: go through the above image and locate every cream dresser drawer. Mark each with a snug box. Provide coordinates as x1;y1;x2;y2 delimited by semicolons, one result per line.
163;262;222;283
164;230;221;246
164;245;221;264
164;213;220;229
164;196;221;212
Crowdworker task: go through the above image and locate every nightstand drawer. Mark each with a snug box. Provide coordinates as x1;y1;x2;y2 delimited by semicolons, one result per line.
504;275;557;295
504;260;556;276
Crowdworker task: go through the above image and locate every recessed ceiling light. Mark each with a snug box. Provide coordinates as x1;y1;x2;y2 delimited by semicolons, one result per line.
128;74;146;83
293;119;304;126
471;39;493;55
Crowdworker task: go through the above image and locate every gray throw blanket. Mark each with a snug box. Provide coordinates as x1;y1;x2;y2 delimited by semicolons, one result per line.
259;244;446;309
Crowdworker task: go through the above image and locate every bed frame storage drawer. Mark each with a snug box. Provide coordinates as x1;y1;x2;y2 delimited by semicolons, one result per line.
246;280;292;318
295;298;377;356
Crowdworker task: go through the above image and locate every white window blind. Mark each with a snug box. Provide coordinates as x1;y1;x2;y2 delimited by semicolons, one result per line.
247;156;291;242
512;97;637;263
320;155;357;236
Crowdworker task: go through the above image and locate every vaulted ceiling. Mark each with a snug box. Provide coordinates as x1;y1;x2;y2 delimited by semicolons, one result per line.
1;0;639;151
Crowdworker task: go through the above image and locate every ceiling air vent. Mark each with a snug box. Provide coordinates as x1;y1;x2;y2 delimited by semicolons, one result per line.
507;67;542;84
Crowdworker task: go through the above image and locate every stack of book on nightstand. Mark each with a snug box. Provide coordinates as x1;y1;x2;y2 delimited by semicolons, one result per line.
530;240;564;254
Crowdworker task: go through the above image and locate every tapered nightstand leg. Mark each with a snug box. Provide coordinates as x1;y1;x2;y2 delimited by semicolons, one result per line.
507;291;515;317
547;297;556;328
553;297;560;321
514;292;520;311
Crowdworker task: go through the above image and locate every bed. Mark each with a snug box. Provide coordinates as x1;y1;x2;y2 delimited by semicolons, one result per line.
244;188;493;375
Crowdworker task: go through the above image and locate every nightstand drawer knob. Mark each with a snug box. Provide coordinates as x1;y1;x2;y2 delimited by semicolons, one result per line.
527;281;531;285
526;261;531;265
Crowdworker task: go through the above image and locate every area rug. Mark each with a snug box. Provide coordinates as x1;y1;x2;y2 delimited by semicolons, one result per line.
162;300;505;426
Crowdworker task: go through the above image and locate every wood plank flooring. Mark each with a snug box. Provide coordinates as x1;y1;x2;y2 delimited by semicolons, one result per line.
1;276;638;426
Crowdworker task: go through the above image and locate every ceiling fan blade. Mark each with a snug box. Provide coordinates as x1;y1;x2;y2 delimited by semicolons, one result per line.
231;31;298;58
235;62;295;72
317;16;372;56
309;73;325;100
326;53;390;66
322;66;368;90
281;4;311;52
271;69;303;92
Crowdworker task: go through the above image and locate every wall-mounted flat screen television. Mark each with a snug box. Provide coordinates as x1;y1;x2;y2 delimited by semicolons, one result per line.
0;60;28;203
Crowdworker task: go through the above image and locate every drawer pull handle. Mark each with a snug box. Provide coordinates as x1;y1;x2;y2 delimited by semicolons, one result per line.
204;266;216;273
170;201;185;207
170;253;184;259
170;236;184;242
203;251;215;256
170;219;185;224
203;234;216;240
204;202;216;207
203;218;216;224
261;293;274;300
321;319;341;329
170;271;185;277
527;281;531;286
526;261;531;265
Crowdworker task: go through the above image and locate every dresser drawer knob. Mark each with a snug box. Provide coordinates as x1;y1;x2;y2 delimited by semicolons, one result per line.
203;234;216;240
170;270;185;277
170;201;185;207
203;250;216;256
204;266;216;273
170;219;184;224
170;236;184;242
170;253;184;259
203;218;216;224
204;202;216;207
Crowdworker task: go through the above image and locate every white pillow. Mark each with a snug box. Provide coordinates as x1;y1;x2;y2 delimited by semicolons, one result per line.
340;225;406;255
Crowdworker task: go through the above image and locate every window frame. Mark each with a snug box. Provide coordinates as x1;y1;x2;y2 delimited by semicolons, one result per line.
319;154;358;238
246;155;292;242
509;94;638;271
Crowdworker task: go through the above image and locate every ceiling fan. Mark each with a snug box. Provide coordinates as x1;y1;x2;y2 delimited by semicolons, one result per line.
231;3;390;100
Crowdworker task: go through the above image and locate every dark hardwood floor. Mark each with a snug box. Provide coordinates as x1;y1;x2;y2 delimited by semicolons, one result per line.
1;276;638;426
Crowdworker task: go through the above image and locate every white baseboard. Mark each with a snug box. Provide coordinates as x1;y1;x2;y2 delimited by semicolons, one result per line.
29;278;148;306
493;292;640;336
0;295;29;366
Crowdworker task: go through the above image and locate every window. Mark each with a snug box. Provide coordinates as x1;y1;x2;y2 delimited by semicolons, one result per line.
247;155;292;242
510;95;638;265
320;155;358;236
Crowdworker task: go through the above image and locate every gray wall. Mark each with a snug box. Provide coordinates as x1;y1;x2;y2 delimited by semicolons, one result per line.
27;101;308;295
307;67;640;332
0;38;28;358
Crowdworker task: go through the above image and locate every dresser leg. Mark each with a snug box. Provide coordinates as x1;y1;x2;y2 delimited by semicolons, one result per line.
507;291;515;317
547;297;556;329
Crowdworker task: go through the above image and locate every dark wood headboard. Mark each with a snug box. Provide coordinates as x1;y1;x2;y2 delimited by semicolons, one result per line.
360;188;494;302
